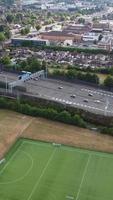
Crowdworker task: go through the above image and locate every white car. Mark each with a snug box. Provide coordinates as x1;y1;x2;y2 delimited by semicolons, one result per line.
94;100;101;103
58;86;63;89
88;93;93;97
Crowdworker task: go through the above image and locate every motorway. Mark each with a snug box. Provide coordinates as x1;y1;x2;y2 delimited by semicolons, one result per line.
26;79;113;116
0;72;113;116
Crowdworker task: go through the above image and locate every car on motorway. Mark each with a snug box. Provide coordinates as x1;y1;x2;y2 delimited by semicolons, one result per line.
88;93;93;97
70;95;76;98
33;78;39;81
94;100;101;103
83;99;89;103
58;86;63;89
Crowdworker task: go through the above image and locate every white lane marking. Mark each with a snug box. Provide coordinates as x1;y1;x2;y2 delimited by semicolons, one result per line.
27;148;56;200
51;98;113;114
81;88;113;98
75;155;91;200
62;100;66;102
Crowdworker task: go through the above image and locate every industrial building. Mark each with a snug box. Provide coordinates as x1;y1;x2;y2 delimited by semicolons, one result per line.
11;37;50;46
39;31;82;43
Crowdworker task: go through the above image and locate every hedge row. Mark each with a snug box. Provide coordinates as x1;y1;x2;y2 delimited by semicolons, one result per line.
0;97;86;128
0;96;113;136
21;44;109;55
100;127;113;136
12;41;108;54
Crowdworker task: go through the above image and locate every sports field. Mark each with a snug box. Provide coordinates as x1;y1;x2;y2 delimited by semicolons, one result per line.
0;139;113;200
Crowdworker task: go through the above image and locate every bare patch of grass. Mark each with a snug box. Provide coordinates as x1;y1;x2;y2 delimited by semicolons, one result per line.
1;109;113;157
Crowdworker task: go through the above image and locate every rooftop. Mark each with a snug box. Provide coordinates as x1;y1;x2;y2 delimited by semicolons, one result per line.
40;31;80;37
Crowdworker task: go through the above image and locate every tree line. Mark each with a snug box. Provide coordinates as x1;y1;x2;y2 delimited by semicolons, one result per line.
21;43;109;55
52;69;100;84
0;96;113;136
1;55;113;88
0;97;86;128
52;69;113;88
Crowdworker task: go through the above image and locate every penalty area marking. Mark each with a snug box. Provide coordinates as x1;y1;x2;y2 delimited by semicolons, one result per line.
27;148;57;200
0;141;34;185
0;149;33;185
0;142;24;176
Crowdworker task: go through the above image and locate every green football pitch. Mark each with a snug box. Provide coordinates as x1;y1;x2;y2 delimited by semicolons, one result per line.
0;139;113;200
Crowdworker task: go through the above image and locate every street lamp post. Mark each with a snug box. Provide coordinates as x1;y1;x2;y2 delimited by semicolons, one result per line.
5;76;8;93
45;65;48;78
104;98;109;116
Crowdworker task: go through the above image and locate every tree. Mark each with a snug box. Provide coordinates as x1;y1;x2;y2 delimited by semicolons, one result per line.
72;114;86;127
6;14;14;23
101;127;113;135
78;18;85;24
4;29;11;39
1;56;11;65
109;67;113;76
57;111;72;123
0;32;5;49
20;27;30;35
15;13;23;23
104;75;113;88
35;25;41;31
42;60;46;70
47;12;52;17
0;32;5;41
66;69;77;79
98;34;103;41
0;24;11;39
92;17;98;22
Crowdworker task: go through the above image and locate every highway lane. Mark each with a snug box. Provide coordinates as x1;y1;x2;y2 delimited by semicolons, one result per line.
0;72;18;83
25;79;113;116
0;72;113;116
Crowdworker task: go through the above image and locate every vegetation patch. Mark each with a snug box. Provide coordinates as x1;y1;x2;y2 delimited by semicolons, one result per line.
1;139;113;200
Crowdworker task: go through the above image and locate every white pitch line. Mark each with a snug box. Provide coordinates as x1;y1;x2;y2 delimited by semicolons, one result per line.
75;154;91;200
0;142;23;176
0;149;34;185
27;148;56;200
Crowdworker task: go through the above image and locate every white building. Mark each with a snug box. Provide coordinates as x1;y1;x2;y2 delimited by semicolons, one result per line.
98;36;112;51
83;32;100;42
64;40;73;46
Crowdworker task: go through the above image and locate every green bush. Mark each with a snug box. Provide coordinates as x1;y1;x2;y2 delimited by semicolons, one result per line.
0;97;87;129
101;127;113;135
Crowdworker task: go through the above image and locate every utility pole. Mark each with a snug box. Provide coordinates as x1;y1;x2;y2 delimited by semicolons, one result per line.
45;65;48;78
5;76;7;93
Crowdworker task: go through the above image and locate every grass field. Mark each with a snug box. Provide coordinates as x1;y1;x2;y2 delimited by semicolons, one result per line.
1;109;113;157
0;139;113;200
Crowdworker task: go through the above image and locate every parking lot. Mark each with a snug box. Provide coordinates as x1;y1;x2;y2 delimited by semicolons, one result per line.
0;72;113;116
